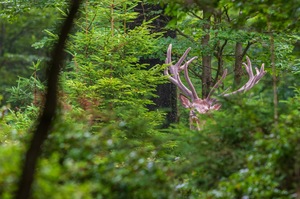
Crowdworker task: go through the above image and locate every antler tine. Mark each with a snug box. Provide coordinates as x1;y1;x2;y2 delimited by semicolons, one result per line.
166;44;172;64
182;59;199;100
164;44;195;98
175;46;199;100
164;68;192;98
206;69;228;100
244;56;254;79
166;44;191;65
223;56;267;97
177;47;192;68
249;63;266;87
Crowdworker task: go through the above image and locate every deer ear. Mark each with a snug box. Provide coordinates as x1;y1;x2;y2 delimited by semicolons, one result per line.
179;94;192;108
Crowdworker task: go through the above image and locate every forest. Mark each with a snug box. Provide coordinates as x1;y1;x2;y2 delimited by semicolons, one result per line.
0;0;300;198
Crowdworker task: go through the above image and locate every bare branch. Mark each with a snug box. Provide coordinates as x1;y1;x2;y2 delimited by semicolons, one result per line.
175;28;194;42
213;40;228;86
223;5;231;22
241;41;255;58
188;11;203;20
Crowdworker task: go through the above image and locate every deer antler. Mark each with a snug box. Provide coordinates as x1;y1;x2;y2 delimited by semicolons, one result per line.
205;56;266;100
222;56;266;96
164;44;199;101
164;44;267;130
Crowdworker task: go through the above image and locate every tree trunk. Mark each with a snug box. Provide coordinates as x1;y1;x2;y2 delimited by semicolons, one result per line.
129;2;178;126
270;32;278;125
14;1;82;198
213;11;227;87
267;17;278;126
152;80;178;126
201;12;212;98
234;42;243;85
0;22;5;58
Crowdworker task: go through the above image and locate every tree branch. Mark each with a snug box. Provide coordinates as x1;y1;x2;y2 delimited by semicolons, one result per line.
223;5;231;22
241;41;254;58
213;40;228;86
188;11;203;20
175;28;194;42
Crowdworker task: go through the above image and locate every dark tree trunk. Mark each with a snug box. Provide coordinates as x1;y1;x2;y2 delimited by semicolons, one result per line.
0;22;5;59
14;1;82;199
0;23;5;57
234;42;243;85
214;44;225;86
212;11;227;87
148;66;178;126
201;12;212;98
129;2;178;126
270;31;278;125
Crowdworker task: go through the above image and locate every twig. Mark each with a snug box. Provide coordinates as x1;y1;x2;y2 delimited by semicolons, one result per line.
223;5;231;22
241;41;254;58
175;28;194;42
213;40;228;86
188;11;203;20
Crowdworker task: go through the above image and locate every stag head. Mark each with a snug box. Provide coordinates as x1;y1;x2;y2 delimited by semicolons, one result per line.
164;44;266;130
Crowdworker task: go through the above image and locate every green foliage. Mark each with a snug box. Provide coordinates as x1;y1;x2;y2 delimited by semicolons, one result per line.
0;0;67;21
205;88;300;198
0;5;59;103
28;114;177;199
6;60;45;110
219;0;300;31
2;1;173;197
62;1;167;133
1;0;300;198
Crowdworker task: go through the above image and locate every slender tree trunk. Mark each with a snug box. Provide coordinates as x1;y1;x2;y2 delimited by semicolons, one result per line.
201;12;212;98
296;142;300;199
234;42;243;85
0;22;4;58
152;80;178;126
270;32;278;125
267;17;278;126
14;1;82;199
213;11;227;87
